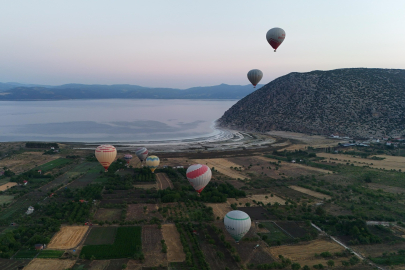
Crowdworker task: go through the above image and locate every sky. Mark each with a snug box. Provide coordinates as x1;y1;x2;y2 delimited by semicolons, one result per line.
1;0;404;88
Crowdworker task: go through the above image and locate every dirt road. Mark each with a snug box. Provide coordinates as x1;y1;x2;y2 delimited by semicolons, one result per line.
156;173;173;190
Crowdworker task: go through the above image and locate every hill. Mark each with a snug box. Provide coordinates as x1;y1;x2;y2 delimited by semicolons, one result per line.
0;83;260;100
218;68;405;138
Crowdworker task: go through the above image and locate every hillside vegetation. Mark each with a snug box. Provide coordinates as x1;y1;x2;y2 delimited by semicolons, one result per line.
219;68;405;138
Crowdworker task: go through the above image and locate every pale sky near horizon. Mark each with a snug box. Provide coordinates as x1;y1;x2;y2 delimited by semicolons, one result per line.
1;0;404;88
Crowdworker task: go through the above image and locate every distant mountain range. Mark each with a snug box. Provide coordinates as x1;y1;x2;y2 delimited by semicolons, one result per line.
0;83;262;100
219;68;405;138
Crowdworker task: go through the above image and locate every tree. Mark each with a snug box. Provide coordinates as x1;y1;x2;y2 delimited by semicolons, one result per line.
327;260;334;267
291;263;301;270
302;266;310;270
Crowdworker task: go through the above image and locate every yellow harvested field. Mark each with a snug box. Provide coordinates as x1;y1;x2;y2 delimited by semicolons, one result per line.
317;153;405;171
0;151;61;174
0;182;17;191
206;203;232;218
289;186;331;200
267;239;345;266
24;259;76;270
193;158;248;179
162;224;185;262
251;194;286;205
48;226;89;249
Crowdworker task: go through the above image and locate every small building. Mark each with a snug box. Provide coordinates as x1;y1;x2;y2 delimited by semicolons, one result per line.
49;193;54;198
26;206;34;215
38;170;42;175
34;244;44;250
23;180;28;186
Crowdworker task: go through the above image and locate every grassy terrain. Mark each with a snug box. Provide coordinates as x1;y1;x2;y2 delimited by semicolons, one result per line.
258;222;293;246
37;250;64;258
13;249;38;259
35;158;72;172
80;226;142;259
0;195;14;205
84;227;117;245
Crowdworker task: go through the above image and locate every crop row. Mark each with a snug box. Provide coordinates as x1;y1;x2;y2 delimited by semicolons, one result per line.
80;226;142;259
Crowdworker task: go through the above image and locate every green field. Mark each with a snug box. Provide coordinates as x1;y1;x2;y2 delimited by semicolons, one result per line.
37;250;64;258
81;226;142;259
84;227;117;245
35;158;72;172
13;249;38;259
0;195;14;204
0;198;36;225
259;222;293;246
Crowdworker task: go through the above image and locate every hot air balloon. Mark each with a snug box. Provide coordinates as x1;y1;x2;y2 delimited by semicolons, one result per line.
146;155;160;173
186;164;212;194
124;154;132;166
266;27;285;52
135;147;148;163
95;145;117;172
224;210;251;243
247;69;263;88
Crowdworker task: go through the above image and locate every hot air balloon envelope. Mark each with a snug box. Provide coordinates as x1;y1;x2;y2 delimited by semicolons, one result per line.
95;145;117;172
186;164;212;194
146;155;160;173
135;147;148;162
224;210;251;242
266;27;285;51
247;69;263;88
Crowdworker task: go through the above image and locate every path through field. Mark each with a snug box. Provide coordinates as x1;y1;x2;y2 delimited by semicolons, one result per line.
156;173;173;190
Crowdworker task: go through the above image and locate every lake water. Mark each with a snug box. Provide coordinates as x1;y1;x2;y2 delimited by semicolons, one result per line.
0;99;237;142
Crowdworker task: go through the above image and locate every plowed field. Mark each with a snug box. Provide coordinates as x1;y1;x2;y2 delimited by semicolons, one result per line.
48;226;89;249
142;225;167;267
162;224;185;262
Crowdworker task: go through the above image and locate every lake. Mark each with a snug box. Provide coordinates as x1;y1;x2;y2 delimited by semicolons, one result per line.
0;99;237;142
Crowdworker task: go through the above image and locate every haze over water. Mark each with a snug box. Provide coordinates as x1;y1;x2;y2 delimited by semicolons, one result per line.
0;99;237;142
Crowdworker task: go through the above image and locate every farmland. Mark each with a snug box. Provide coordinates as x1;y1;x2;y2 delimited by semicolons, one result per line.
80;226;142;259
1;137;405;269
24;258;76;270
47;226;89;249
0;182;17;191
84;227;117;245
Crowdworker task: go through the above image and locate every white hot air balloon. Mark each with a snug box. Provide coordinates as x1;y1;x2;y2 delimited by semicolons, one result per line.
186;164;212;194
224;210;251;243
95;145;117;172
247;69;263;88
266;27;286;52
135;147;148;162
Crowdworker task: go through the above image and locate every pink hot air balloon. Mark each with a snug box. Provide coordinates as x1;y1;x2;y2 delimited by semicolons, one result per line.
266;27;285;52
186;164;212;194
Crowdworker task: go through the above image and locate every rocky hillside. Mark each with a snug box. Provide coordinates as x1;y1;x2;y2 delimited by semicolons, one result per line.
218;68;405;138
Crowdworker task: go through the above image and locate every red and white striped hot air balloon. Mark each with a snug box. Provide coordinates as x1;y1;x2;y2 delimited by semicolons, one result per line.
266;27;285;52
95;145;117;172
186;164;212;194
